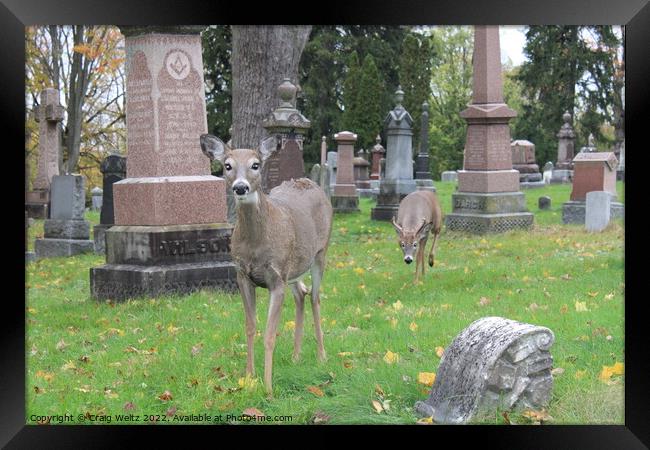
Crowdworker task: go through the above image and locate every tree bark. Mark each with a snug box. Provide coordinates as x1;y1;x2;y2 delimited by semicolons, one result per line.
230;26;311;149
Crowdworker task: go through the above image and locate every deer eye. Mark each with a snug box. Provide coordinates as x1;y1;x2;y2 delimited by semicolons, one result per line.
413;242;417;247
251;162;260;170
400;242;405;248
224;163;232;171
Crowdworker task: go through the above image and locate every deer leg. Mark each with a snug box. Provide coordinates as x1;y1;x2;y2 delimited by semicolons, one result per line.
290;281;307;362
310;250;327;362
264;283;285;395
237;272;257;377
428;231;439;268
419;236;428;278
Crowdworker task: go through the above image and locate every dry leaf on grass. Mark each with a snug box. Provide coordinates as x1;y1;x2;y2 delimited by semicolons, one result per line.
307;385;325;397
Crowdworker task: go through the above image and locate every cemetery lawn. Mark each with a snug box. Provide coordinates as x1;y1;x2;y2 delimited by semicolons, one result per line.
26;182;624;425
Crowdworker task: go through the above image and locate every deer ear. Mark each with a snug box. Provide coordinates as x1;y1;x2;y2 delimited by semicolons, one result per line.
200;134;228;162
258;136;278;162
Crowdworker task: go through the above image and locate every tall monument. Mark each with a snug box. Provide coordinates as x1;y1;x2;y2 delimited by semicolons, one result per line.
445;26;533;234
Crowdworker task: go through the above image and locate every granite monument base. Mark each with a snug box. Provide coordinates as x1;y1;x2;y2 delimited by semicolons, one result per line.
445;192;534;234
561;200;624;225
35;238;94;258
93;224;112;254
356;188;375;199
520;181;546;189
371;179;417;221
331;195;360;213
26;252;36;263
90;223;238;301
415;179;436;193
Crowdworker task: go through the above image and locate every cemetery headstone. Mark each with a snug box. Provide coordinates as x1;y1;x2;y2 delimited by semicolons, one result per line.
25;211;35;263
261;78;311;193
91;187;103;211
93;154;126;253
327;151;337;188
585;191;611;232
538;196;551;210
371;87;417;221
562;152;624;224
331;131;360;212
353;149;373;198
34;174;94;258
542;161;554;184
511;139;543;188
445;26;533;234
309;163;321;183
414;101;436;193
25;88;64;219
441;171;458;182
90;26;237;301
579;133;597;153
415;316;555;424
551;111;575;183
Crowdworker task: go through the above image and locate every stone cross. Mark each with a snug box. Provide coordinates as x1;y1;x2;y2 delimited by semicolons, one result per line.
33;88;64;191
445;26;533;233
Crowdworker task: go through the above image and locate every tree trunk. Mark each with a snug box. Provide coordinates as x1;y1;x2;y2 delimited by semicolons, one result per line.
230;25;311;149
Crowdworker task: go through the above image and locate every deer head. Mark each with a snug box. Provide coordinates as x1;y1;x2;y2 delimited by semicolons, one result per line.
392;217;431;264
200;133;277;204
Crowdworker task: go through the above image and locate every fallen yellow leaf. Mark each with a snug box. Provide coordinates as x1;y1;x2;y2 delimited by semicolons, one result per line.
575;370;587;380
435;347;445;358
392;300;403;311
238;375;258;390
371;400;384;413
353;267;365;276
417;372;436;386
416;416;434;424
599;362;624;383
383;350;399;364
575;301;589;312
409;322;418;332
307;385;325;397
284;321;295;331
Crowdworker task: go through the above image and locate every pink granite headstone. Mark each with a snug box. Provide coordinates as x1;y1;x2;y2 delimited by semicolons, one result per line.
113;29;226;226
370;135;385;180
333;131;358;197
457;26;519;193
570;152;618;201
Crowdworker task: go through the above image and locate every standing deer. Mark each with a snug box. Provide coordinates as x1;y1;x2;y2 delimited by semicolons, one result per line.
391;190;442;283
200;133;333;394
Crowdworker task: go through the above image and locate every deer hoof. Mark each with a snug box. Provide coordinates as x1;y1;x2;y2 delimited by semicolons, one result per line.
428;255;434;267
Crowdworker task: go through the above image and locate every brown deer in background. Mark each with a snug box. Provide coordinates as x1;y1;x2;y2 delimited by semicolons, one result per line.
392;190;442;283
200;134;333;395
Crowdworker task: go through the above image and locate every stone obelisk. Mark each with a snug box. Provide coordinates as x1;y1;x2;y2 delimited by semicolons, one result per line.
445;26;533;234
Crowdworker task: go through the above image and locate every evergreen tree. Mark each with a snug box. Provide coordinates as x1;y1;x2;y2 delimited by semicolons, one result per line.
341;51;362;138
356;54;385;150
428;26;473;178
515;26;621;165
399;32;433;152
202;26;232;142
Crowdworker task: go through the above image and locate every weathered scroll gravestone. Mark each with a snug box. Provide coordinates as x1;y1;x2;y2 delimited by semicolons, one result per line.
415;316;555;424
25;88;64;219
562;152;624;224
371;87;417;221
93;154;126;254
331;131;360;212
445;26;533;234
90;26;237;300
35;175;94;258
369;135;385;194
261;78;310;193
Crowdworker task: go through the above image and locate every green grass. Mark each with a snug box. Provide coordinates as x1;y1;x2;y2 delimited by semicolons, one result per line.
25;182;624;425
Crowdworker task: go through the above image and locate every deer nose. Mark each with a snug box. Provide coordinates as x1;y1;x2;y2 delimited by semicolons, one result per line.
404;256;413;264
233;183;250;196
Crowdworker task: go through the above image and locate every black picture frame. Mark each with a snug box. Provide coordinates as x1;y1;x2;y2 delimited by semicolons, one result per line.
6;0;647;447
